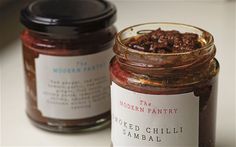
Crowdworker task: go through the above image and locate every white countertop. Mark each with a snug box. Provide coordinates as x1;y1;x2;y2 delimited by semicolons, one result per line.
1;1;236;147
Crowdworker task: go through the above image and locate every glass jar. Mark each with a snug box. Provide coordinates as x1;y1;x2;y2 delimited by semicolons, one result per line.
110;23;219;147
20;0;116;132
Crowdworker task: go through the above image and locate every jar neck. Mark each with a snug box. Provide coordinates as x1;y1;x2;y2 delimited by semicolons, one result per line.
22;26;116;52
27;25;116;41
117;57;214;78
114;44;216;77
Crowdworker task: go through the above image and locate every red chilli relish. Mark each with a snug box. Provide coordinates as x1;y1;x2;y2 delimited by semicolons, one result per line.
20;0;116;132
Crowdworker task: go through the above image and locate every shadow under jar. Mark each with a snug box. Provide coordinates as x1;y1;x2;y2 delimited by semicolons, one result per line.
110;23;219;147
20;0;116;132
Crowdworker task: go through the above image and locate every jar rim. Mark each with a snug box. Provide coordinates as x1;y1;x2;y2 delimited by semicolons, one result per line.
116;22;214;56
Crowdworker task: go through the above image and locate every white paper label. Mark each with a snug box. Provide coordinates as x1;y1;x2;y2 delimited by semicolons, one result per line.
111;82;199;147
35;49;113;119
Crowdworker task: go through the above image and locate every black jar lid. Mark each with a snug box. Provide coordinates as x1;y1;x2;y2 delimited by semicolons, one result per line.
20;0;116;35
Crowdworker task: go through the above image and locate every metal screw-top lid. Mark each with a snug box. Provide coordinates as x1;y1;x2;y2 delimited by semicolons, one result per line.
20;0;116;35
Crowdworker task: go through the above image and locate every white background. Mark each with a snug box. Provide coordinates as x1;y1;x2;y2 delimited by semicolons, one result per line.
1;0;236;147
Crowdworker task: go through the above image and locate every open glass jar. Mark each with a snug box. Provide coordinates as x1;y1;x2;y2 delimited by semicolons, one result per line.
20;0;116;132
110;23;219;147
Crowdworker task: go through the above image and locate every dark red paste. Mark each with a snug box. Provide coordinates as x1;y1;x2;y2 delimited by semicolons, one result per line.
125;28;202;53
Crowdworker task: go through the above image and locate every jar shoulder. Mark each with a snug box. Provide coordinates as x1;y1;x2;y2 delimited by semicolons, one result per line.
110;57;219;94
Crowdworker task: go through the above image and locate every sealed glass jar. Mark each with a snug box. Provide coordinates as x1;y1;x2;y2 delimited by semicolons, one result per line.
20;0;116;132
110;23;219;147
